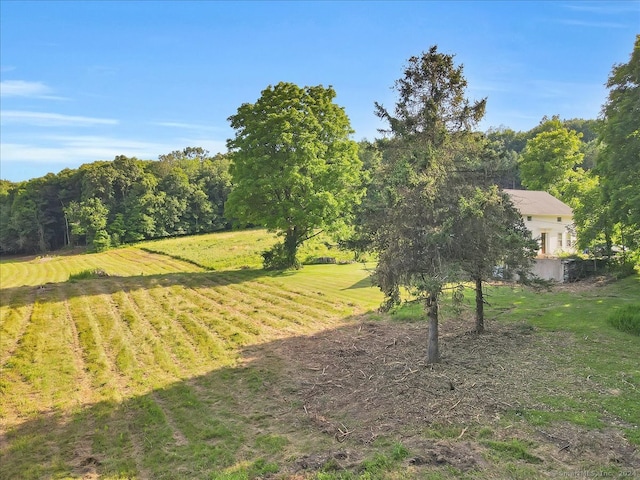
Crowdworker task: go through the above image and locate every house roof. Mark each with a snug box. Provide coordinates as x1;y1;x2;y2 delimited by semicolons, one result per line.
503;189;573;216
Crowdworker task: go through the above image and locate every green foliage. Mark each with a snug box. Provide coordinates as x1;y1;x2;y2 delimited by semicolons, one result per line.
607;304;640;335
92;229;111;252
368;46;488;310
519;119;584;199
365;46;534;357
454;185;538;331
598;35;640;252
374;46;486;142
261;241;300;271
225;82;364;269
0;174;75;254
65;197;110;251
481;439;542;463
0;149;232;255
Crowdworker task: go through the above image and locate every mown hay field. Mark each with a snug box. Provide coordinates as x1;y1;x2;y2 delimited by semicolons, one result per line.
0;232;383;479
1;231;639;479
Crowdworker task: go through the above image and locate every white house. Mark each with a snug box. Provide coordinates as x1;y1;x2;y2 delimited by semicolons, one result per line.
504;189;577;257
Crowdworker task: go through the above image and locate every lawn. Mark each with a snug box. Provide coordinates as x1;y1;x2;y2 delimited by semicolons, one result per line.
0;230;638;479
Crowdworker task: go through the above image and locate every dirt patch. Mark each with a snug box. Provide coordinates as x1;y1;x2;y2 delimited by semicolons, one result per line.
555;274;616;293
281;318;556;440
535;422;640;468
241;314;640;475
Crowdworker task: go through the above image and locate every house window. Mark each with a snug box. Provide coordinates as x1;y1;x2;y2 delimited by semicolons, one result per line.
558;233;563;248
527;216;532;221
557;217;562;222
540;232;547;254
566;236;573;248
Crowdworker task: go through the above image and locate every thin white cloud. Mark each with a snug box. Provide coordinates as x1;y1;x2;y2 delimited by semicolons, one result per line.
562;2;640;15
153;121;223;132
0;135;227;167
1;110;118;127
87;65;119;76
556;19;627;29
0;80;66;100
0;80;49;97
529;79;605;100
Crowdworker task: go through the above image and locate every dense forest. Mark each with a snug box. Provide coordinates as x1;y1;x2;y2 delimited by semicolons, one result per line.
0;147;231;254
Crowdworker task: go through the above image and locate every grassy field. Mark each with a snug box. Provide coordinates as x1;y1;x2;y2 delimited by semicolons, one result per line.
1;230;639;479
137;229;362;271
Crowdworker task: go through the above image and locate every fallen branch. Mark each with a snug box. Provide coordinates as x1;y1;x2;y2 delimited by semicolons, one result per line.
335;423;353;442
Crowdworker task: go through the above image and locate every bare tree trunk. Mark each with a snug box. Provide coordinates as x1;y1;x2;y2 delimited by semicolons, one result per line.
284;226;300;269
475;276;484;333
426;292;439;364
60;200;70;247
37;223;47;254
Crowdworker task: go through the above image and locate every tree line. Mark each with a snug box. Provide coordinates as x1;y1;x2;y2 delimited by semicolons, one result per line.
0;147;232;254
1;37;637;271
0;107;607;258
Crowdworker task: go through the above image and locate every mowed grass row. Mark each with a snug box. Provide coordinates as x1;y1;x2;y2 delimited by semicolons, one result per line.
137;228;365;271
0;247;204;289
0;236;382;479
137;229;383;310
137;229;279;270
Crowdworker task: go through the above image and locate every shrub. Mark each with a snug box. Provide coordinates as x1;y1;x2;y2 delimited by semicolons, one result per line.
91;229;111;252
68;269;109;282
607;304;640;335
262;242;300;270
609;260;637;280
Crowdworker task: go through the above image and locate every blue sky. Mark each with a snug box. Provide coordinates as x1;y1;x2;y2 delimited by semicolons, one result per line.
1;1;638;182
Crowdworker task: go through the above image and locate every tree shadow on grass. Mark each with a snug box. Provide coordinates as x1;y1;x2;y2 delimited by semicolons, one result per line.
343;274;375;290
0;247;89;265
0;268;269;309
3;312;637;479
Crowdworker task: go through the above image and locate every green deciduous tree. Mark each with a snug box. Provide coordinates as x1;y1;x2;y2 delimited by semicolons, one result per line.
566;171;616;253
155;148;231;233
0;180;16;253
226;82;363;269
65;197;110;251
598;35;640;253
519;120;584;200
197;153;232;231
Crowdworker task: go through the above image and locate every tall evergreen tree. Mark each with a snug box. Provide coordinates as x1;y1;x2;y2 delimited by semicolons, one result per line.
367;47;535;362
368;47;486;363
